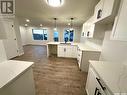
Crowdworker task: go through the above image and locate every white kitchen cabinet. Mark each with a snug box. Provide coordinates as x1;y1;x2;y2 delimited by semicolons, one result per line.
81;16;95;38
58;45;65;57
94;0;120;23
86;68;98;95
0;61;35;95
86;66;111;95
94;0;104;21
57;45;77;58
111;0;127;41
77;47;82;68
77;47;101;72
81;23;85;37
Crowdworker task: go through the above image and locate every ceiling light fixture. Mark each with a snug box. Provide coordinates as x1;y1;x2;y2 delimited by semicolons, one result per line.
25;24;28;27
54;18;57;31
47;0;64;7
68;23;71;26
26;19;30;22
40;24;43;27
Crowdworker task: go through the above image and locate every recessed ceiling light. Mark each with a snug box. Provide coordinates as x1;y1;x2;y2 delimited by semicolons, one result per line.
68;23;71;26
47;0;64;7
26;19;30;22
40;24;43;27
25;24;28;27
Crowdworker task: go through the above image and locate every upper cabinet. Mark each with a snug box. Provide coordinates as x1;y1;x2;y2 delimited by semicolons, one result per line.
81;16;95;38
94;0;104;21
94;0;120;23
110;0;127;41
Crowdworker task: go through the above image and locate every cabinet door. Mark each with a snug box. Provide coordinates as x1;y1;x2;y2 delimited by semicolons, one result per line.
69;46;77;58
94;0;104;21
81;23;85;37
58;46;65;57
64;46;70;57
86;68;98;95
111;0;127;41
102;0;115;19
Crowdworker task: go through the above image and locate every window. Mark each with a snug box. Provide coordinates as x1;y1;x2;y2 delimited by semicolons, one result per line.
32;29;48;40
64;29;74;42
54;31;59;42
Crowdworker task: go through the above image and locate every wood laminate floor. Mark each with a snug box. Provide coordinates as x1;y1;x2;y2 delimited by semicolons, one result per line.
13;45;87;95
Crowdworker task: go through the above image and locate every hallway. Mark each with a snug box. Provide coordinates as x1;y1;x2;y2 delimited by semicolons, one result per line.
13;45;87;95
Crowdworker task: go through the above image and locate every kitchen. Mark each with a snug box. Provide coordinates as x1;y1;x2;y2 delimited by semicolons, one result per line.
0;0;127;95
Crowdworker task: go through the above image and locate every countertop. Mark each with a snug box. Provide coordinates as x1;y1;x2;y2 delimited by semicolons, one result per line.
47;42;101;52
0;60;34;89
90;60;127;94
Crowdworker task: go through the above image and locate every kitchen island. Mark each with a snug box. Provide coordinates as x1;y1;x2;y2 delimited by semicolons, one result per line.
47;42;101;57
0;60;35;95
47;42;101;72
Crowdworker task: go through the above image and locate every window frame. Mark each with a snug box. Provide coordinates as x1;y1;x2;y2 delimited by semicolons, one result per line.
32;29;48;41
63;29;75;42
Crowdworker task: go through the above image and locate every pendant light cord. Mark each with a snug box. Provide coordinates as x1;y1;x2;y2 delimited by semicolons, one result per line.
70;18;74;30
54;18;57;30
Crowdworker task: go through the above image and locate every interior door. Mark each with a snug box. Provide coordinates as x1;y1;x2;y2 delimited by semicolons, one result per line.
3;20;18;59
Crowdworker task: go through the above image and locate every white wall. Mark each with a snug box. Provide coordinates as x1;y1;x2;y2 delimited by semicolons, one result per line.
0;40;7;62
20;26;82;45
20;26;27;46
100;26;127;64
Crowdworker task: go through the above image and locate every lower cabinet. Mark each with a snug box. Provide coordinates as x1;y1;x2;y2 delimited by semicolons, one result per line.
86;66;111;95
0;68;35;95
86;68;99;95
57;45;77;58
77;47;101;72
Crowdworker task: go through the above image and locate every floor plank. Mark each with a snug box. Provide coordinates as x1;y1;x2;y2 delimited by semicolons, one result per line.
13;45;87;95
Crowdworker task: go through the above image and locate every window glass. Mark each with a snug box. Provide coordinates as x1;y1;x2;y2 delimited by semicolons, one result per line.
43;29;48;40
32;29;48;40
69;30;74;42
64;29;74;42
54;31;59;42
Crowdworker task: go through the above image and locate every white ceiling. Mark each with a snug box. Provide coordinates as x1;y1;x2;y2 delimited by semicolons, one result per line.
15;0;99;27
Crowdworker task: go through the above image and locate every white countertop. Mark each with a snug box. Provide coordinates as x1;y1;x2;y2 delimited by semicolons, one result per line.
0;60;34;89
77;43;101;52
47;42;101;52
90;61;127;94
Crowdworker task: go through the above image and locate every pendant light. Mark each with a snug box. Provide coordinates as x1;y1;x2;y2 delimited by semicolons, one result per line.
70;18;74;31
54;18;57;31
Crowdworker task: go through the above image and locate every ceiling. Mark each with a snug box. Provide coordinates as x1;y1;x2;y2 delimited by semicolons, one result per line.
15;0;99;27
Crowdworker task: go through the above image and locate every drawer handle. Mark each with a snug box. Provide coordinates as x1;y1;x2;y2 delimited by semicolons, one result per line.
96;77;106;90
94;87;99;95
